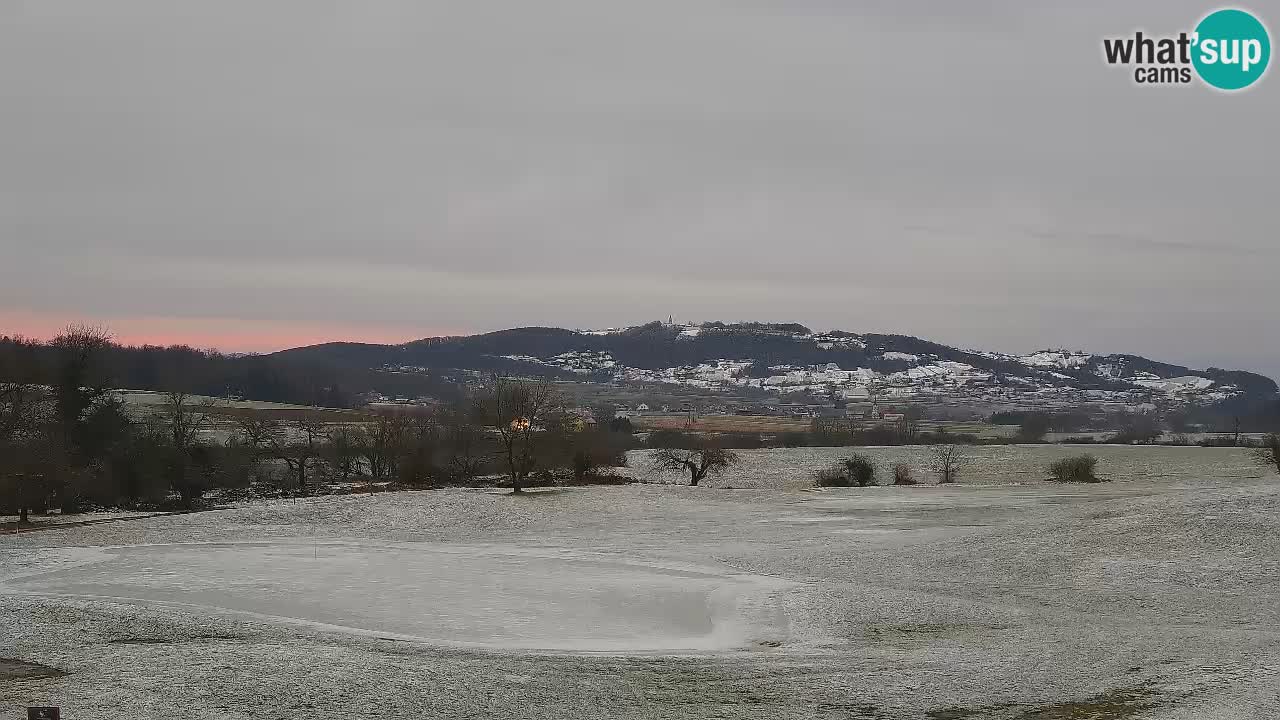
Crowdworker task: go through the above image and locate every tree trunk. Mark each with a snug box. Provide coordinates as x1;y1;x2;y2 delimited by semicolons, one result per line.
507;443;522;493
688;462;701;486
19;507;28;524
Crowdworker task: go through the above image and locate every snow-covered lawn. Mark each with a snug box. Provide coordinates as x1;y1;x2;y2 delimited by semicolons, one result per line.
2;446;1278;719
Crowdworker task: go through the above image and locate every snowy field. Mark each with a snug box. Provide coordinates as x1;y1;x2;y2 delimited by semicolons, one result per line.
2;446;1279;719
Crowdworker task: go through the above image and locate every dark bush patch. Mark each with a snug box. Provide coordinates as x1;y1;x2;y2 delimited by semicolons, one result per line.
892;463;916;485
814;453;878;487
1048;454;1105;483
844;454;877;486
0;658;67;680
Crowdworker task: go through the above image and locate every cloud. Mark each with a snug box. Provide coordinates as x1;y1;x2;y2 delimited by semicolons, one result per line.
0;0;1276;378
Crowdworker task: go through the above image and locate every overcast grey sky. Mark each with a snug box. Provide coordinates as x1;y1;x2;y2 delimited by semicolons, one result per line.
1;1;1276;378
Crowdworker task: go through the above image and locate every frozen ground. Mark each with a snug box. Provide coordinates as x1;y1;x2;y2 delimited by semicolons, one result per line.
2;446;1279;719
4;542;789;653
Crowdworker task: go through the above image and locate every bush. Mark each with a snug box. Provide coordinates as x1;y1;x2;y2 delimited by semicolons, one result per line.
647;429;693;449
1061;435;1098;444
1255;434;1280;474
1047;454;1104;483
844;454;877;487
815;454;879;488
814;466;849;487
892;463;916;485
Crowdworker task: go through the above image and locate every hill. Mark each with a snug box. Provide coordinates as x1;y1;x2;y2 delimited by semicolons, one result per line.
271;321;1278;410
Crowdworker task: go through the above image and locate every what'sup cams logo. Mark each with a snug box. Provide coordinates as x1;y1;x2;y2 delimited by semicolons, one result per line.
1103;8;1270;90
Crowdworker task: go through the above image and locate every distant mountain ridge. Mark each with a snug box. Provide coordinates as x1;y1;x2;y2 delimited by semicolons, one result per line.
271;321;1278;408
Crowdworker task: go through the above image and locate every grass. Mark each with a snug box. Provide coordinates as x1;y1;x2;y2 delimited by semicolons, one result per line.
927;684;1164;720
633;414;812;433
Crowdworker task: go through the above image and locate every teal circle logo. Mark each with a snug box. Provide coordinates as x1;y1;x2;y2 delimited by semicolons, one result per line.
1192;8;1270;90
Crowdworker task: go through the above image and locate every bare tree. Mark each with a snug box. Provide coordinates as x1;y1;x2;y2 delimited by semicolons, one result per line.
290;419;329;491
234;416;275;449
442;415;486;481
0;436;66;524
162;391;214;452
327;425;362;482
157;392;219;506
356;412;408;480
475;378;560;493
1;342;67;523
242;418;329;493
898;405;925;441
930;444;971;484
590;403;617;428
50;324;113;444
398;411;439;486
652;446;738;486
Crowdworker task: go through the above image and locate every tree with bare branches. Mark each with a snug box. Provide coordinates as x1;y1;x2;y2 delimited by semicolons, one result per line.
327;425;362;481
440;400;486;483
358;412;408;480
398;411;440;486
237;417;329;493
162;391;214;451
652;445;738;486
159;391;218;505
475;378;560;493
50;324;113;449
0;362;59;523
280;419;328;492
930;444;971;484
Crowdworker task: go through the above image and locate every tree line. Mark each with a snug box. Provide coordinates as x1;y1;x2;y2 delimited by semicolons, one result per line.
0;331;458;409
1;327;636;521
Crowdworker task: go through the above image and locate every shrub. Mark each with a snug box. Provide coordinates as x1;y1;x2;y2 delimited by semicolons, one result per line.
844;454;877;487
1047;454;1104;483
892;463;916;485
814;466;849;487
647;429;692;449
1255;434;1280;474
815;454;878;488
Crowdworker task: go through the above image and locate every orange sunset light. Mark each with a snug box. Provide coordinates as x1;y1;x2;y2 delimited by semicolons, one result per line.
0;309;459;353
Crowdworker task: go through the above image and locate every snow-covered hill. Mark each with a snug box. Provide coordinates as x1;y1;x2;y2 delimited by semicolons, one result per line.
273;321;1277;409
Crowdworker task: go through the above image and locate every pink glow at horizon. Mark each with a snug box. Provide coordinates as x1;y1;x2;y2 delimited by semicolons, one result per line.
0;309;462;353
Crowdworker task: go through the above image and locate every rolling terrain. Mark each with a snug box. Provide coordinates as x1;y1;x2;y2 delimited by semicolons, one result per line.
272;321;1278;410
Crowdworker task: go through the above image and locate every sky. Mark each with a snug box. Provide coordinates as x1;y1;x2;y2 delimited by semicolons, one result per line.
1;1;1277;379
